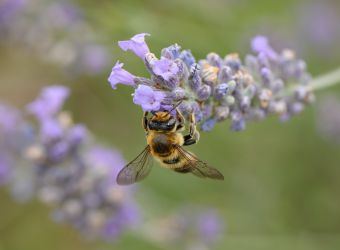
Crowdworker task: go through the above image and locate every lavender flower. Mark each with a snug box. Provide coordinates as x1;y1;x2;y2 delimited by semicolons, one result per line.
0;0;26;24
197;210;223;244
109;33;314;132
108;61;136;89
152;57;179;81
50;145;139;240
133;85;166;111
118;33;150;59
251;35;277;60
26;85;71;143
0;86;140;240
143;208;223;249
296;2;340;58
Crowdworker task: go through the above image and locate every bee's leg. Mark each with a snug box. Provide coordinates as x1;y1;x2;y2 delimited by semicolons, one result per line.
183;113;200;146
176;108;185;131
143;111;149;133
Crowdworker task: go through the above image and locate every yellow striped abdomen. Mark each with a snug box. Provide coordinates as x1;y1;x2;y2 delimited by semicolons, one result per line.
147;131;185;169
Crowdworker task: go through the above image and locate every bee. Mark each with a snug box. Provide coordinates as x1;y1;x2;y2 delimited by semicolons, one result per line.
116;106;224;185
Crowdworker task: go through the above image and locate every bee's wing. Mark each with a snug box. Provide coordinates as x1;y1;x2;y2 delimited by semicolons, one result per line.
175;145;224;180
116;146;153;185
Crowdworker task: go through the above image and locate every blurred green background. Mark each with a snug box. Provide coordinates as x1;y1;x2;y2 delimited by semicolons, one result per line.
1;0;340;249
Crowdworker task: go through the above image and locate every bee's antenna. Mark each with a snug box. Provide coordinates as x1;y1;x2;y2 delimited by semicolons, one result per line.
167;100;183;114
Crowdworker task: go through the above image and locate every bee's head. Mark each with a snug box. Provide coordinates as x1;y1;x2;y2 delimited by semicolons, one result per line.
148;111;177;132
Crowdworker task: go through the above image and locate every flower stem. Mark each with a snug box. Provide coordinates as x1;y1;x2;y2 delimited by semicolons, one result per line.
309;67;340;92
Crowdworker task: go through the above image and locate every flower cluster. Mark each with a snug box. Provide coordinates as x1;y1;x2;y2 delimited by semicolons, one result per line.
108;33;314;131
0;0;109;75
143;208;223;250
0;86;139;240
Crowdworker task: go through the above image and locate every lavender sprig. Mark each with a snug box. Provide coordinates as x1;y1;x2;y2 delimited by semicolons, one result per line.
0;86;139;240
108;34;316;131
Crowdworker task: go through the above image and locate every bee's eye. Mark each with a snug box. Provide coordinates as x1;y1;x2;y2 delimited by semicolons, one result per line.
167;119;175;126
149;121;156;128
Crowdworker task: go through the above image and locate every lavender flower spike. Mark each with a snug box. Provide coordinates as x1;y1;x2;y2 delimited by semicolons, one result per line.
108;61;136;89
133;85;166;111
118;33;150;60
109;33;314;132
3;86;140;240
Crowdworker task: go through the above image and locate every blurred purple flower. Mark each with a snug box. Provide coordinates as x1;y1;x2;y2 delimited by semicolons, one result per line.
44;2;81;28
201;118;217;132
87;146;126;180
108;61;136;89
197;210;223;244
297;2;340;54
48;141;69;162
40;118;63;142
230;112;246;131
26;86;70;119
133;85;166;111
251;35;277;59
0;0;26;23
118;33;150;59
144;207;223;249
0;102;23;132
104;202;140;240
68;125;87;146
152;57;179;81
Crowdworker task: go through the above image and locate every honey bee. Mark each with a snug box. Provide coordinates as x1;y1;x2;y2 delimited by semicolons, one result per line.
116;106;224;185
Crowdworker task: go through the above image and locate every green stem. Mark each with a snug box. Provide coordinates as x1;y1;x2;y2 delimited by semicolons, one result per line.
309;67;340;91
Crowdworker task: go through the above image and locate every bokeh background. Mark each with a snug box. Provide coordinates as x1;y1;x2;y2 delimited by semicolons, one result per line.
1;0;340;249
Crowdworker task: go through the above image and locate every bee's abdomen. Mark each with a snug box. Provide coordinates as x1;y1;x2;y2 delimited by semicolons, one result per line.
158;155;187;169
153;142;172;155
163;156;180;164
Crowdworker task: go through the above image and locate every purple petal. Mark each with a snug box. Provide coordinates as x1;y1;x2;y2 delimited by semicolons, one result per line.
133;85;165;112
68;124;87;146
108;61;136;89
251;36;277;59
197;210;223;244
26;86;70;119
41;118;63;142
152;57;179;81
118;33;150;59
